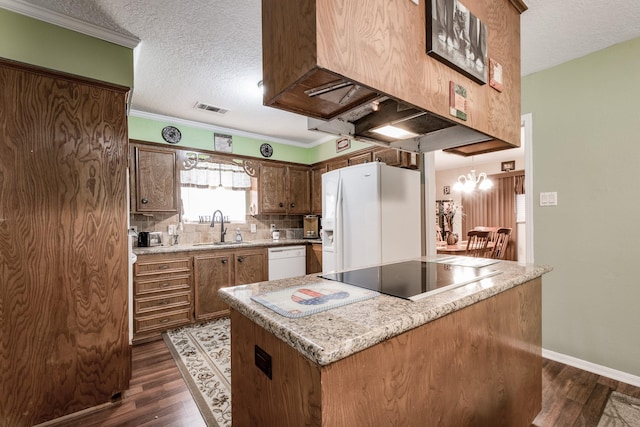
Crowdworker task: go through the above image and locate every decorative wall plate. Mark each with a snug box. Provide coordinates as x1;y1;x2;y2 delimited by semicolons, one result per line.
260;143;273;158
161;126;182;144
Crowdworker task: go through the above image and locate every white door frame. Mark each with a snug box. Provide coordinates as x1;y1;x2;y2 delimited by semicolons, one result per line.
522;113;534;264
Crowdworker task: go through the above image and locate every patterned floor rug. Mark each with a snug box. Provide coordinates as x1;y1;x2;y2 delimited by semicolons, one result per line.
163;318;231;427
598;391;640;427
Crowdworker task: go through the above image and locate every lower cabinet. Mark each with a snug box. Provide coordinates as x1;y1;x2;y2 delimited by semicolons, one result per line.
133;246;270;342
194;247;268;321
306;243;322;274
193;251;234;322
133;252;193;344
234;247;268;286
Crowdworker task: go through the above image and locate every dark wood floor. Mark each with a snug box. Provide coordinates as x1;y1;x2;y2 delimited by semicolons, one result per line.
52;340;640;427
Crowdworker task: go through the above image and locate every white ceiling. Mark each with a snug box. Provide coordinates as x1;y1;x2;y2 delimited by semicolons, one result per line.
11;0;640;169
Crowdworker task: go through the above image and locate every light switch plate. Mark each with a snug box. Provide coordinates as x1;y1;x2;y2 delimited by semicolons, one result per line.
251;224;257;233
539;192;558;206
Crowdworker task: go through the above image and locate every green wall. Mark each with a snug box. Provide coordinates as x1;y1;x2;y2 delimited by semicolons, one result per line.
129;114;373;165
0;8;133;87
307;138;373;164
129;115;313;164
523;37;640;376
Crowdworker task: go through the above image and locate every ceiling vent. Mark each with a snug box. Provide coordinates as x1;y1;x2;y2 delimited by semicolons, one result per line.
194;102;228;114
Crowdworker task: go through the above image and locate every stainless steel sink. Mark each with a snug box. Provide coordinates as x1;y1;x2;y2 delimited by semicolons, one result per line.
192;242;241;246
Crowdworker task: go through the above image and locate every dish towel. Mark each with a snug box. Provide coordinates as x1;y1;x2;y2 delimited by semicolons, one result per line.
251;282;379;318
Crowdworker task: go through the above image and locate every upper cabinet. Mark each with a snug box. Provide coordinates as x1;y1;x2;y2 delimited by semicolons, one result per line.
310;164;327;215
132;144;179;213
261;0;526;156
259;163;310;214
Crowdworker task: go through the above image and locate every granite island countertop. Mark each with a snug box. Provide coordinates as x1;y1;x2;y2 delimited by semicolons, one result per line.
218;256;552;366
133;238;320;255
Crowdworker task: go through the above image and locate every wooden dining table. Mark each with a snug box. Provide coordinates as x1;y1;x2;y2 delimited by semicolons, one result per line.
436;241;495;255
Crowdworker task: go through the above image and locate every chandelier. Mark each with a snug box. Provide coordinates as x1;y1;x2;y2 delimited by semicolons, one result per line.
452;170;493;193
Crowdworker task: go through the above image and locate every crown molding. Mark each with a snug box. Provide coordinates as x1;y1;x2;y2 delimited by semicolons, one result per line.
0;0;140;49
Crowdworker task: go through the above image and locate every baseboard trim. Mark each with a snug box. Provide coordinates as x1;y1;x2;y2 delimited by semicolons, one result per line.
543;348;640;388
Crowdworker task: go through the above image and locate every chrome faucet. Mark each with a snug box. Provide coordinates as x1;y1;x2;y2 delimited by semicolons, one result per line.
210;210;227;242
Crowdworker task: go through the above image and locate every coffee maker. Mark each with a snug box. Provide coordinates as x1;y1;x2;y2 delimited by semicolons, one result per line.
303;215;319;239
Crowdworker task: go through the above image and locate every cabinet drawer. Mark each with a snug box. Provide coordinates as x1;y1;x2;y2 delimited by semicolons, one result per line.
134;257;191;276
134;274;191;296
135;309;192;334
135;291;191;315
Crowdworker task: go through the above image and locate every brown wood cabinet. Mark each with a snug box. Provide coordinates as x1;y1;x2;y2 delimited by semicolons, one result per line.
262;0;524;155
234;247;269;285
372;147;419;169
231;277;542;426
193;247;268;321
259;162;310;214
132;144;179;213
306;243;323;274
326;158;348;171
310;164;326;215
348;151;372;166
0;59;130;425
194;251;234;321
133;253;194;343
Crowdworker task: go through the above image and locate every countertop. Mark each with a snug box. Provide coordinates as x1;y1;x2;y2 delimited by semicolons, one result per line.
133;238;321;255
218;257;552;366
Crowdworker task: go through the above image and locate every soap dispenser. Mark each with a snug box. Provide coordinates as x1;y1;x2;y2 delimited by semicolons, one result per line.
235;228;243;243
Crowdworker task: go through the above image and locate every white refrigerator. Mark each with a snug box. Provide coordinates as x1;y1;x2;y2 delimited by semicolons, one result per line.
322;162;421;273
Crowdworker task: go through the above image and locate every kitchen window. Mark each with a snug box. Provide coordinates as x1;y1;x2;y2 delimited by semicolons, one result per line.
180;162;251;223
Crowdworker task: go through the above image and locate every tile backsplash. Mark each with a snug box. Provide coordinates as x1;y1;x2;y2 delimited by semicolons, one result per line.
130;213;304;246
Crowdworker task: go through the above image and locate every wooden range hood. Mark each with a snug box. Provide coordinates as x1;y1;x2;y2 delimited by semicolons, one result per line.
261;0;527;156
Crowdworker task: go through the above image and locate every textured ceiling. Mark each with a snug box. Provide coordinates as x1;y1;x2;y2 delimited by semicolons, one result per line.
14;0;640;167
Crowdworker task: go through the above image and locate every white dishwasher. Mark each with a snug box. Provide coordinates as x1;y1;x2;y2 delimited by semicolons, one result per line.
268;246;306;280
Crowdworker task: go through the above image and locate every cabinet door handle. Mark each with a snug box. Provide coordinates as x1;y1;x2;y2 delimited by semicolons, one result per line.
160;318;169;323
290;203;295;208
159;264;169;270
279;202;284;208
221;258;228;264
141;198;149;204
238;256;244;262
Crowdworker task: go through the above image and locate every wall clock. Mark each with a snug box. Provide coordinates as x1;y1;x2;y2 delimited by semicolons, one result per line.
260;143;273;158
161;126;182;144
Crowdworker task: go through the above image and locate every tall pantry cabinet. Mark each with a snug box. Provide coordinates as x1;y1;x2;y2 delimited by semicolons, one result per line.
0;59;131;426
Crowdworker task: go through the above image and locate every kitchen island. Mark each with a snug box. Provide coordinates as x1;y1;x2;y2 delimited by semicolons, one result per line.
218;257;552;426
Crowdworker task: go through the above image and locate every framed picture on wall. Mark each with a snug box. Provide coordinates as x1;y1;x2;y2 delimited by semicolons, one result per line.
426;0;488;84
214;133;233;153
501;160;515;172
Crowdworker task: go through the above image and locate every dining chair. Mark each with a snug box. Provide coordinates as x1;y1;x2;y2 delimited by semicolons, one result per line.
465;230;491;257
473;226;499;244
490;228;512;259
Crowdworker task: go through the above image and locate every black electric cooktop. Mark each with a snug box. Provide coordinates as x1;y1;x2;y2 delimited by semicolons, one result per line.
321;260;500;301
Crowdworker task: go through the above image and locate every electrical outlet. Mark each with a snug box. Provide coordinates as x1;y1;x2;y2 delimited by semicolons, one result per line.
251;224;257;233
168;224;176;235
270;224;276;231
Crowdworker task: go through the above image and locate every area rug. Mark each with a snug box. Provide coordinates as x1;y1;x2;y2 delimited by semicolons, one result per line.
598;391;640;427
163;318;231;427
